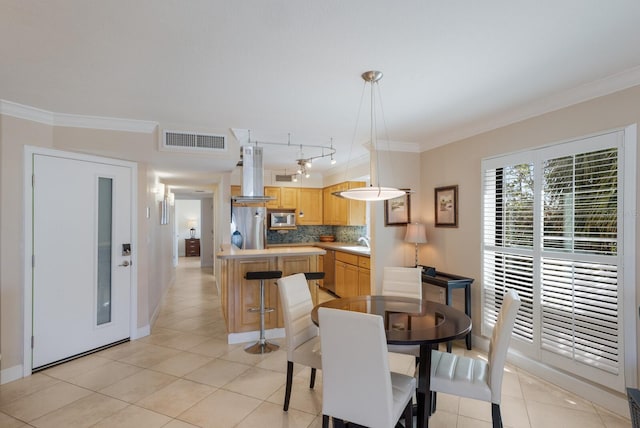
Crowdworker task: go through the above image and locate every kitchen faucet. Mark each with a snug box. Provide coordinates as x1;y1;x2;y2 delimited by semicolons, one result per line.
358;236;370;248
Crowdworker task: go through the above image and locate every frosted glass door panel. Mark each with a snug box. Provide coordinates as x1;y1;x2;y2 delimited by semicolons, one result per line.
97;177;113;325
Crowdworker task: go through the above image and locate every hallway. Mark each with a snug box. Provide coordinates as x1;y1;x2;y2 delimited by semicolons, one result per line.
0;258;631;427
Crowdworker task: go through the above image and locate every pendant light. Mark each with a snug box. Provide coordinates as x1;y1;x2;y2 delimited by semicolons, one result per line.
333;70;405;201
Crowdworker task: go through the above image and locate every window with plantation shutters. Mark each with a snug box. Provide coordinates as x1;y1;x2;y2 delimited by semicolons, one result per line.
483;162;535;345
481;129;634;392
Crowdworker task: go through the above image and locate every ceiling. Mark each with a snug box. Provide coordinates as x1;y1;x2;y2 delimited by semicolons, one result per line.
3;1;640;192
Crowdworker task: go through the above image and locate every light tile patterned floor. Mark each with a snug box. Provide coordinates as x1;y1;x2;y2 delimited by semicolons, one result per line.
0;258;632;427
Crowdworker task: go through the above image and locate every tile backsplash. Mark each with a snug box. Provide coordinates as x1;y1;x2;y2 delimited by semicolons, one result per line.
267;225;367;245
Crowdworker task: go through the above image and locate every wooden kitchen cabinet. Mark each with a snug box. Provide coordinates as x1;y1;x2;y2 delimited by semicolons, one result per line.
357;256;371;296
264;186;298;209
230;257;280;332
335;259;359;298
323;181;366;225
264;186;281;208
281;187;298;208
231;185;242;197
298;187;323;225
335;250;370;297
219;251;321;334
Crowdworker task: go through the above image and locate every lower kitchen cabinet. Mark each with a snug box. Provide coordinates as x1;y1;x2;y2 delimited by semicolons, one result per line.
336;260;359;298
219;252;321;334
335;250;370;297
357;268;370;296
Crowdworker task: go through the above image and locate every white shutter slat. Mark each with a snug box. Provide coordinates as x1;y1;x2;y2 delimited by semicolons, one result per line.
541;256;620;375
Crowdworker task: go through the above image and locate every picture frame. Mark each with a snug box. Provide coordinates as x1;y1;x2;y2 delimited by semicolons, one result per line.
384;189;411;226
435;185;458;227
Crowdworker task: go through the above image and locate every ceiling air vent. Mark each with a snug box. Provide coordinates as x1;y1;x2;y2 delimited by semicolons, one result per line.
161;130;226;153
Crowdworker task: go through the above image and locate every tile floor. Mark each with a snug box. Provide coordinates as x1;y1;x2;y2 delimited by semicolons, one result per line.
0;258;632;427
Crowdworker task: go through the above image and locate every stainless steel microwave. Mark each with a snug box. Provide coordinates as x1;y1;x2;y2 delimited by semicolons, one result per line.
269;211;296;229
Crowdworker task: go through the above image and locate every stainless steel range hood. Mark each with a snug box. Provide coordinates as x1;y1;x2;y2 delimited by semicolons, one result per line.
231;146;275;204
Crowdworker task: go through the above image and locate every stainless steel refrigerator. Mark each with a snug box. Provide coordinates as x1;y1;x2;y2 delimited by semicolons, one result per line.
231;205;266;250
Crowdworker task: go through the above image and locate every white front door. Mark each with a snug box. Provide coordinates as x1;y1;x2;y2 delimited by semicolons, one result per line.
32;152;133;369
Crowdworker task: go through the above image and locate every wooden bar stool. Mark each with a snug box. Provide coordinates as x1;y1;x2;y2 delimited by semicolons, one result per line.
244;270;283;354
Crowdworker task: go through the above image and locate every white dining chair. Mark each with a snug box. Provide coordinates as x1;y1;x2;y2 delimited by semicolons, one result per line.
276;273;322;411
381;266;423;299
318;307;415;428
430;289;521;428
381;266;423;358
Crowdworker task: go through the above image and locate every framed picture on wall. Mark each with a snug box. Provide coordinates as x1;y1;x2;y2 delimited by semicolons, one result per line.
384;189;411;226
435;185;458;227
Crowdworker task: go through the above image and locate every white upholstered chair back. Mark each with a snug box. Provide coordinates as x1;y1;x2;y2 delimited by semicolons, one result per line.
487;289;521;402
319;307;412;428
277;273;318;361
381;266;423;299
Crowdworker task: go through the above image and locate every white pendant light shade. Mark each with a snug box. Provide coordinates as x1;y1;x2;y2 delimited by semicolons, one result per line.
334;186;406;201
336;70;403;202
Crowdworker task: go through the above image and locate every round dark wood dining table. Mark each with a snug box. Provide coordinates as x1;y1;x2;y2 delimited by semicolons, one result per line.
311;295;472;428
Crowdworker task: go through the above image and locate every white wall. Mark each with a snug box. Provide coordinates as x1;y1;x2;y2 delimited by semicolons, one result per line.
369;150;422;294
0;115;53;377
200;197;214;267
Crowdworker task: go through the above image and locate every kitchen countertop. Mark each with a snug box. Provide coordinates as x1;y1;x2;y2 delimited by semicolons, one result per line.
217;244;326;259
252;242;371;256
310;241;371;256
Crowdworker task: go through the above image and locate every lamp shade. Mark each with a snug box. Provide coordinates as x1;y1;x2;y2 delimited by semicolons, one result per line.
404;223;427;244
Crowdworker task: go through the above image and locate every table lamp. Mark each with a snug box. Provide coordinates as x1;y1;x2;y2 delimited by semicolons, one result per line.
187;219;197;238
404;222;427;267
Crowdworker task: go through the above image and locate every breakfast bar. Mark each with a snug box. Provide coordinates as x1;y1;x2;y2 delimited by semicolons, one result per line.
216;244;326;344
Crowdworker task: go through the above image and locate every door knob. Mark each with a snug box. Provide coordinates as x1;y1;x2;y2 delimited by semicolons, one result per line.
119;260;130;267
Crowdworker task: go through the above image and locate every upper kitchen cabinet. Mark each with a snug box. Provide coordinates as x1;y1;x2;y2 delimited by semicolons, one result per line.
265;186;298;209
231;185;242;197
323;181;366;226
298;187;323;225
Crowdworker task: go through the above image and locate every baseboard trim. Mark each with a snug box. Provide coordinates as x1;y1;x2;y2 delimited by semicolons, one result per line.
472;334;629;419
132;324;151;340
1;364;24;385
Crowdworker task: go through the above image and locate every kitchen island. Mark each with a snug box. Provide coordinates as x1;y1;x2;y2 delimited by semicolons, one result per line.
216;244;326;344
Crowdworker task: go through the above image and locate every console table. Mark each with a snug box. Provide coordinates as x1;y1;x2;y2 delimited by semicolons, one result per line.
421;269;474;351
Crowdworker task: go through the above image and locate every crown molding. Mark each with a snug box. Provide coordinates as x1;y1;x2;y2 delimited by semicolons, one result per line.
421;65;640;151
0;100;55;125
0;100;158;133
54;111;157;133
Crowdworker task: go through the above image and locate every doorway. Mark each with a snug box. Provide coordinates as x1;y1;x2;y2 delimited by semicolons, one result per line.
24;147;137;372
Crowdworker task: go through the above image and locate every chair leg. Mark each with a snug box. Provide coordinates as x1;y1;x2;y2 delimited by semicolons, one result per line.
491;403;503;428
310;367;317;388
403;399;414;428
322;414;329;428
431;391;437;415
283;361;294;411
